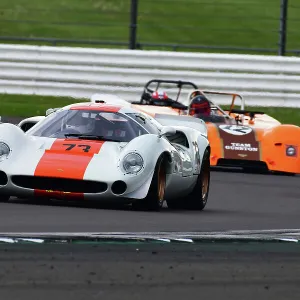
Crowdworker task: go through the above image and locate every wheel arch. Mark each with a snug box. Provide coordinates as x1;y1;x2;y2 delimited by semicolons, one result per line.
205;145;211;155
160;151;173;174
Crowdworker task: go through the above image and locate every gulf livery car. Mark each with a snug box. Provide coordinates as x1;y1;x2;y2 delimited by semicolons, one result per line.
125;79;300;175
0;101;211;211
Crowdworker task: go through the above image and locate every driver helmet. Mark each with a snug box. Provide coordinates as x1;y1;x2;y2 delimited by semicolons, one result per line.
189;95;211;116
151;90;169;101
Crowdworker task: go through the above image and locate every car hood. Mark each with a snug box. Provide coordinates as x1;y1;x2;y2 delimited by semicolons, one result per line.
5;136;128;181
32;138;114;180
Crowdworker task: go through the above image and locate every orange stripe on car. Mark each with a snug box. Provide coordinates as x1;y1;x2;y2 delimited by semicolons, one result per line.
34;139;105;199
70;104;121;113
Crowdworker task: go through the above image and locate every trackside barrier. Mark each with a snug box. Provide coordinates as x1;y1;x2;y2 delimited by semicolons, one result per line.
1;44;300;107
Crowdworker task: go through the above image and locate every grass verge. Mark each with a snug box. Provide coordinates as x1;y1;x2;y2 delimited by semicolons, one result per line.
1;94;299;126
0;0;299;54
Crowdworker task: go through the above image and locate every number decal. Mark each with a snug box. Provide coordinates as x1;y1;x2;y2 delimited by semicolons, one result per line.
78;145;91;153
63;143;76;151
63;144;91;153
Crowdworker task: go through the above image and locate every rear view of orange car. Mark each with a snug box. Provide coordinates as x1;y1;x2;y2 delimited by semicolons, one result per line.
131;79;300;175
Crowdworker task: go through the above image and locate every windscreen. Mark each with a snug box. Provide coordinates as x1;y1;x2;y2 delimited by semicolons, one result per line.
27;109;149;142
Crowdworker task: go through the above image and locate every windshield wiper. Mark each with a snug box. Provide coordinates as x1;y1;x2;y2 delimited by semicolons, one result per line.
64;133;120;142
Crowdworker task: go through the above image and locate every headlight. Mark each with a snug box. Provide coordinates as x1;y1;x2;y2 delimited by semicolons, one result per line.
286;145;297;157
0;142;10;161
123;152;144;174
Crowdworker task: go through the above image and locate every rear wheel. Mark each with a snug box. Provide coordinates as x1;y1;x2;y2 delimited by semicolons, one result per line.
132;156;166;211
167;148;210;210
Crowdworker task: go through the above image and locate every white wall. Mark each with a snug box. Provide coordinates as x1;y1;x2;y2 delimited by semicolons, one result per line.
1;44;300;107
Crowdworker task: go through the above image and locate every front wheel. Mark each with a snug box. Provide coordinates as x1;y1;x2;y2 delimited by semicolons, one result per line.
132;156;166;211
167;148;210;210
186;148;210;210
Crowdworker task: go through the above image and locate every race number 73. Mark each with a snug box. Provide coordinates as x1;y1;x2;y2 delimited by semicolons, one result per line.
63;143;91;153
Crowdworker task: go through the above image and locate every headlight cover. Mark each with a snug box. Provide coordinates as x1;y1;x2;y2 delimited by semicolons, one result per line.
122;152;144;174
0;142;10;161
286;145;297;157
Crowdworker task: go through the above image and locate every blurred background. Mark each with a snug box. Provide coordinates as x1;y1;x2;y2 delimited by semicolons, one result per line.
0;0;298;56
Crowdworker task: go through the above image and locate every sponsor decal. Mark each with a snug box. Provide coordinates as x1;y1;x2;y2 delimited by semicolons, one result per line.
219;125;252;136
217;124;261;161
35;189;83;200
224;142;258;152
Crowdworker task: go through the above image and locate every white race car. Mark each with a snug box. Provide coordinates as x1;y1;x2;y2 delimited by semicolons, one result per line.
0;101;210;211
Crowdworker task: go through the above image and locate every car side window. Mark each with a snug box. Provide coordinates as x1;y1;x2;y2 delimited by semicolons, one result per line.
21;122;37;132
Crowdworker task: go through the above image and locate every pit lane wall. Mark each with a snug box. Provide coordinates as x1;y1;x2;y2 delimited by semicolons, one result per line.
1;44;300;107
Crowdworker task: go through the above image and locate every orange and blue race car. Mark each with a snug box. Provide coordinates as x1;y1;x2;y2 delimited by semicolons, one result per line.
128;79;300;175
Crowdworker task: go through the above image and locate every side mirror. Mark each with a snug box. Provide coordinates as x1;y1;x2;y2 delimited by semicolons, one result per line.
46;107;60;116
158;126;176;138
46;108;55;116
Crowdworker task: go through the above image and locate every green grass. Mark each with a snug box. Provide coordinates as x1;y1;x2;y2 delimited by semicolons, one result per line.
0;94;81;117
0;0;300;54
1;94;299;126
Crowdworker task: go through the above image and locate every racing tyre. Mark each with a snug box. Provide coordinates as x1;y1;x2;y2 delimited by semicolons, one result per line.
167;148;210;210
186;148;210;210
0;195;10;202
132;156;166;212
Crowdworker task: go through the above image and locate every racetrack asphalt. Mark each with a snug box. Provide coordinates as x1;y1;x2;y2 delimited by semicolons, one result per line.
2;170;299;232
1;242;300;300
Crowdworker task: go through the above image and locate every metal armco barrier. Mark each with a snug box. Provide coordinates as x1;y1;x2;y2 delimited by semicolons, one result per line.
1;44;300;107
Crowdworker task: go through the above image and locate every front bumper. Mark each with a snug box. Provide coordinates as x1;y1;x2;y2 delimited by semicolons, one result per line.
212;157;300;174
0;170;153;201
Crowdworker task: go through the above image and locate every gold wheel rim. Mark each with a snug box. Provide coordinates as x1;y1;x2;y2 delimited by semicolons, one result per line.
158;164;166;202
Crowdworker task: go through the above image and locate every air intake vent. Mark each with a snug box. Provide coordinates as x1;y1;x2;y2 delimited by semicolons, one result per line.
11;176;107;194
0;171;8;185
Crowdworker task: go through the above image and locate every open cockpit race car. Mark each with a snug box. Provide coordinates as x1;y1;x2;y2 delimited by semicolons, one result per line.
0;102;211;210
124;79;300;175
